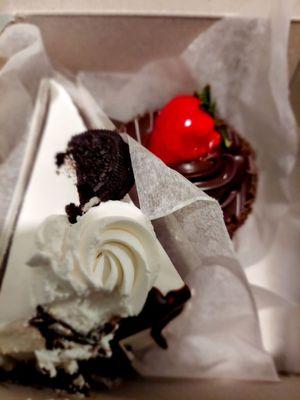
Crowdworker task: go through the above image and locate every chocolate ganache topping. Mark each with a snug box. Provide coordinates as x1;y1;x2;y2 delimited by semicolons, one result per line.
118;112;257;237
175;119;257;236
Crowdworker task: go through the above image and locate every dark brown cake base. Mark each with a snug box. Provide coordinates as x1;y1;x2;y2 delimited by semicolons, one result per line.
117;114;258;237
0;286;191;396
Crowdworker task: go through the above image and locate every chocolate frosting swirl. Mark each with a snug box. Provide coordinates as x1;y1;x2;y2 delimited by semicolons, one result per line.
118;113;257;237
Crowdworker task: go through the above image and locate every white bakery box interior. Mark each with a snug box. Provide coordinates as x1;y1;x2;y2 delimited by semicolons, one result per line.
1;2;300;399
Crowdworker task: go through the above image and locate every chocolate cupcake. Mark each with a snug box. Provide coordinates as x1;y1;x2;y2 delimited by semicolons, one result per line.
117;86;257;237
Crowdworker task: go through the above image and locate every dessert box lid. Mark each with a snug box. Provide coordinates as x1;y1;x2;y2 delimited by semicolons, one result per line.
1;1;300;77
1;0;300;19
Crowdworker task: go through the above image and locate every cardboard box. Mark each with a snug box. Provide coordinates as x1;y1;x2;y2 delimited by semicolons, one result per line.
1;4;300;399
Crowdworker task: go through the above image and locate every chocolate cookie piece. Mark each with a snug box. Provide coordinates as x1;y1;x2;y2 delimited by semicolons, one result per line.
56;130;134;223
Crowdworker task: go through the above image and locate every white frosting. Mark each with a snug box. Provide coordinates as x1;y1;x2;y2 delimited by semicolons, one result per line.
29;201;177;333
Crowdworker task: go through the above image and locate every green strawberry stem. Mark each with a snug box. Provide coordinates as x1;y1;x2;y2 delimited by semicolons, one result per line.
217;123;233;148
194;85;233;148
195;85;216;118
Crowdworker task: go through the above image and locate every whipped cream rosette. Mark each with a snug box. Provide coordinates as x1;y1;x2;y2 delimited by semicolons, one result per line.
30;203;159;303
29;201;183;334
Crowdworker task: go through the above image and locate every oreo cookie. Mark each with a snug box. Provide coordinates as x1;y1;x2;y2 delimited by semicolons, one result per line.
56;130;134;223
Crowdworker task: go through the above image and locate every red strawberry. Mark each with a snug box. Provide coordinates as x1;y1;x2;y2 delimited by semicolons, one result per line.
148;95;221;166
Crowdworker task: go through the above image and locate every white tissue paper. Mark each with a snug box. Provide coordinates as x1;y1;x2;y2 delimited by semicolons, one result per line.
124;137;276;379
79;1;300;374
0;23;53;236
0;0;296;381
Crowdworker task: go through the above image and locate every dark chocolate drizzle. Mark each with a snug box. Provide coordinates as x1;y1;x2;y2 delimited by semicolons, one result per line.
2;285;190;395
116;285;191;349
118;113;257;237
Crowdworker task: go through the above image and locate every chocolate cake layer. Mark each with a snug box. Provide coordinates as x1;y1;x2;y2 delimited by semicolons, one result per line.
0;285;191;395
118;113;257;237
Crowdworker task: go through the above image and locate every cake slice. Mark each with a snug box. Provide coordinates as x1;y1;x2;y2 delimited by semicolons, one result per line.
0;80;190;395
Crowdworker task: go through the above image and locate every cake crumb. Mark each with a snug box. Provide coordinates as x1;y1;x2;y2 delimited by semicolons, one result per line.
82;196;100;213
